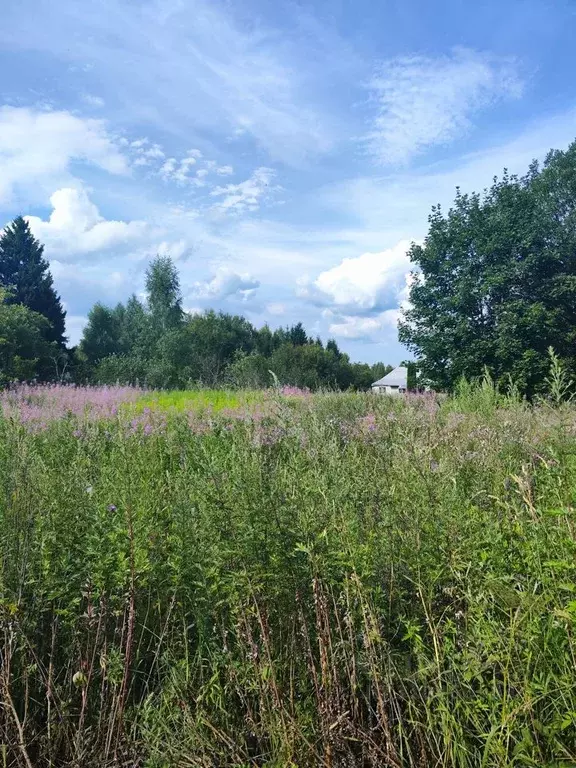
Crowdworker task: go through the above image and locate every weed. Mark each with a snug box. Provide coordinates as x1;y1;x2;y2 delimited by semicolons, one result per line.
1;384;576;765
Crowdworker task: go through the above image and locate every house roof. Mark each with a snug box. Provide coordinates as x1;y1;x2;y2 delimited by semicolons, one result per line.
371;366;408;388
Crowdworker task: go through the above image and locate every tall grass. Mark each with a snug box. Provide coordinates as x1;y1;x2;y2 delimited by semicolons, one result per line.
134;389;262;414
1;385;576;765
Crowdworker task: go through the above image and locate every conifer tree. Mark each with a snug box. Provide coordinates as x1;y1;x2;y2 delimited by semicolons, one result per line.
0;217;66;346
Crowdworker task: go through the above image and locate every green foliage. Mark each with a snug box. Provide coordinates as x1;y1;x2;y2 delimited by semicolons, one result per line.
0;289;55;383
145;255;183;334
400;146;576;396
80;302;126;363
2;386;576;764
77;256;391;390
226;350;272;388
0;216;66;346
402;359;418;390
544;347;574;404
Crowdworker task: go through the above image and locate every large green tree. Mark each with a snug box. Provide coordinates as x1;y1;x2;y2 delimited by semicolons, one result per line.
162;311;256;387
0;289;54;384
0;217;66;346
145;255;183;334
79;303;125;364
399;144;576;395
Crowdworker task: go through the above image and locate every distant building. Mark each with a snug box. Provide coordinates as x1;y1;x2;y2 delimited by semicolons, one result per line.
371;366;408;395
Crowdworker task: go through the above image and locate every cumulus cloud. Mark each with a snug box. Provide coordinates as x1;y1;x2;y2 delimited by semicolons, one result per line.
323;309;402;340
0;106;129;202
298;239;414;315
192;266;260;301
26;187;147;257
367;47;524;164
210;167;276;213
317;259;417;340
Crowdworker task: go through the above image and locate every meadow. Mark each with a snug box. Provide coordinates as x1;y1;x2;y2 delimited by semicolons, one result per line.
1;382;576;767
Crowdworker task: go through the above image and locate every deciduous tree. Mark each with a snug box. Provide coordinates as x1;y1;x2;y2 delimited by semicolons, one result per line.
400;145;576;395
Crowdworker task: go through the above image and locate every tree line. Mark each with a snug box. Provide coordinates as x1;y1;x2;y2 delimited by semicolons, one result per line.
0;219;391;389
3;137;576;394
76;256;392;389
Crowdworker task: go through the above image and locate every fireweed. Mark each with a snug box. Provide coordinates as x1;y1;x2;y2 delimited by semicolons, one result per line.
1;384;576;766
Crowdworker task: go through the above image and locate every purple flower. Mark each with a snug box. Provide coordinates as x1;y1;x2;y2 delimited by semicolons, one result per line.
278;385;311;398
0;383;142;431
107;504;117;512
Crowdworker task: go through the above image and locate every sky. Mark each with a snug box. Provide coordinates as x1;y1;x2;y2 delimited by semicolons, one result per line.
1;0;576;363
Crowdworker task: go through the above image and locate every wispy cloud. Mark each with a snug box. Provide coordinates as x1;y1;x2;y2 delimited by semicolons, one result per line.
159;155;199;184
210;167;277;213
81;94;106;108
366;47;525;165
0;0;336;165
158;151;234;187
127;138;165;166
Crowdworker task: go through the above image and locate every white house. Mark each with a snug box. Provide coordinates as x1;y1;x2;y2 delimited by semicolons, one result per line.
371;366;408;395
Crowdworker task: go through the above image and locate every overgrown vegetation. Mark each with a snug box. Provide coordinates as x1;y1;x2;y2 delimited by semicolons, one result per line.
2;379;576;766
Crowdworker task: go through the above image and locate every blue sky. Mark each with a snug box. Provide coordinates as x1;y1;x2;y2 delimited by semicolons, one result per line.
1;0;576;363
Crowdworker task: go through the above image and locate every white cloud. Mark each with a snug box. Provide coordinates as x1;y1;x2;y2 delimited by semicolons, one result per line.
158;152;231;187
159;155;199;184
156;239;191;261
129;138;165;166
367;47;524;164
324;310;401;340
0;106;129;203
26;187;147;257
298;240;414;315
210;167;276;213
0;0;335;165
192;266;260;301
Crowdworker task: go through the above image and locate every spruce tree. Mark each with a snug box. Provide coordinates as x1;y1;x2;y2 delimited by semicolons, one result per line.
0;217;66;346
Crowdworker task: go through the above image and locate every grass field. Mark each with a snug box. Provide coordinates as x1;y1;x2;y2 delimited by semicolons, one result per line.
1;382;576;766
134;388;263;413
